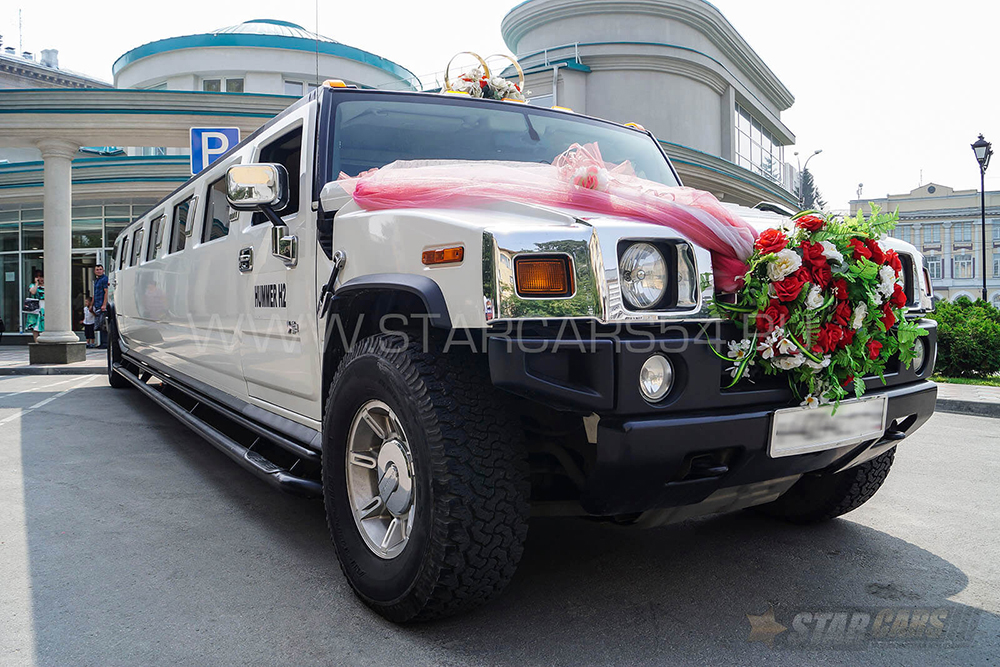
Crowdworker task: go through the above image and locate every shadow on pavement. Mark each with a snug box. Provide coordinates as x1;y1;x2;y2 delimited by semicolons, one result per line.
15;383;999;665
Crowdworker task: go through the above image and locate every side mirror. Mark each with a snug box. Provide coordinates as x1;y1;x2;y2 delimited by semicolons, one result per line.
226;163;289;211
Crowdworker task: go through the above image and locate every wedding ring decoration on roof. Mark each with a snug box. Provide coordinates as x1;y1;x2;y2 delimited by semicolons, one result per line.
443;51;529;102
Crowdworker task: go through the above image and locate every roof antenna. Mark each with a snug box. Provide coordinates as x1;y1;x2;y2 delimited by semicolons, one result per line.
18;9;23;53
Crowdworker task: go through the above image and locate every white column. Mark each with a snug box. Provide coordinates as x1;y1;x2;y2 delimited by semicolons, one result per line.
36;139;80;344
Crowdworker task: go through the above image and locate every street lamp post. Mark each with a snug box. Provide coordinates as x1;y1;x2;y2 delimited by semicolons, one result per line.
971;134;992;301
794;149;823;209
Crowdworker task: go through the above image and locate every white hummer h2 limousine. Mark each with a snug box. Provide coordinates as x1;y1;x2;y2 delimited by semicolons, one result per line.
107;83;938;622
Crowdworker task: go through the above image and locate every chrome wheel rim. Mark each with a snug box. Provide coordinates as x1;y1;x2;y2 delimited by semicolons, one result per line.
346;400;415;560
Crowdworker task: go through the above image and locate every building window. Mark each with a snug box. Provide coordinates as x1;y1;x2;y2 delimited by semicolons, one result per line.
203;77;244;93
284;80;303;96
953;254;974;279
994;253;1000;278
993;223;1000;241
925;225;941;245
735;104;784;184
926;256;942;280
954;222;973;244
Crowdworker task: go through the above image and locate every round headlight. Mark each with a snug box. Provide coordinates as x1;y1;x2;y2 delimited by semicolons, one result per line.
639;354;674;402
912;337;926;373
620;242;667;309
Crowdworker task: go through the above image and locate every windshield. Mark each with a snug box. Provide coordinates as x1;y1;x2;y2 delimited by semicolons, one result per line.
328;95;679;186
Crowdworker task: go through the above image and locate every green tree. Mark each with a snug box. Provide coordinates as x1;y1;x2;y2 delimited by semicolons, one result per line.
800;168;827;210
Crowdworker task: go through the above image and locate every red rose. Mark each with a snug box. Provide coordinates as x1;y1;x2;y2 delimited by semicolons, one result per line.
880;302;896;330
840;328;856;349
816;322;843;353
867;339;883;360
866;239;886;265
848;238;872;261
885;250;903;275
832;301;852;327
796;214;825;232
755;228;788;255
755;299;789;333
890;283;907;308
773;270;807;302
800;241;827;269
832;278;849;300
810;263;832;289
842;374;855;387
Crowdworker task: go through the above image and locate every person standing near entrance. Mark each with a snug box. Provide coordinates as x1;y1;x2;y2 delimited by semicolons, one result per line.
25;273;45;343
82;296;97;348
93;264;108;349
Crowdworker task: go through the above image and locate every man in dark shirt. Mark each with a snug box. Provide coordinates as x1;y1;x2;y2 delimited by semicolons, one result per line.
93;264;109;349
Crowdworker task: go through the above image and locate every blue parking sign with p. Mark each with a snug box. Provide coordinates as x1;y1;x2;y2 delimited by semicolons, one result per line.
190;128;240;174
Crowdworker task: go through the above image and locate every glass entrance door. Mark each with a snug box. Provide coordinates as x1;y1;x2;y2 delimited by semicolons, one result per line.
72;251;102;332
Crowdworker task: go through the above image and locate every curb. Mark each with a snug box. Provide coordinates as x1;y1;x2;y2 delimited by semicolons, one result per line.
935;398;1000;419
0;367;105;376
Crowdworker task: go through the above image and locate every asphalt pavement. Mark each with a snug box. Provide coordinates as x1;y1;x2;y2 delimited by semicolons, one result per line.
0;374;997;666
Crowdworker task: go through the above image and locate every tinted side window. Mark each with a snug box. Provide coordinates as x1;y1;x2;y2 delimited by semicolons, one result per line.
146;215;165;261
131;229;144;267
202;177;236;243
118;235;130;270
169;197;194;254
253;127;302;225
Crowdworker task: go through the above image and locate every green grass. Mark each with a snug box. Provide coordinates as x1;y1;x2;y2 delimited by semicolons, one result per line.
931;375;1000;388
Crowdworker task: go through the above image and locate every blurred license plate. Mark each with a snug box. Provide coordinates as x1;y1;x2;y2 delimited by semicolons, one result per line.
768;396;887;458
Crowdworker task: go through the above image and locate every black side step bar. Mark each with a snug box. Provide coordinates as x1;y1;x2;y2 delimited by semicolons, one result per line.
115;362;323;499
123;356;320;465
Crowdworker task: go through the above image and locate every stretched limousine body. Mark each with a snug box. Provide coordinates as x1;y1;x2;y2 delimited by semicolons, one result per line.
108;84;937;622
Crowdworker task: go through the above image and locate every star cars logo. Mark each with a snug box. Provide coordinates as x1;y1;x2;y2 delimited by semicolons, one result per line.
746;605;980;649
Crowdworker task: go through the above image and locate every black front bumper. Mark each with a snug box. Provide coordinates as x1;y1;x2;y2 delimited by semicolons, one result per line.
488;319;938;515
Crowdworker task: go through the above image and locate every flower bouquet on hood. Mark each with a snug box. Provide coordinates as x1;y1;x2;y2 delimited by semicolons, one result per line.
709;206;927;408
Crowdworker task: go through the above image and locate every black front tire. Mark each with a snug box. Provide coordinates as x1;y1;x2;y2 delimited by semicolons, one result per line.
757;448;896;523
323;334;530;622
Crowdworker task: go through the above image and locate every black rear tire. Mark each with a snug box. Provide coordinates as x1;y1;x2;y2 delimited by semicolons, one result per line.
756;448;896;524
323;334;530;622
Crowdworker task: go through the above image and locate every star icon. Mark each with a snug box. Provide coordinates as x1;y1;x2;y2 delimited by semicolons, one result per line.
746;606;788;648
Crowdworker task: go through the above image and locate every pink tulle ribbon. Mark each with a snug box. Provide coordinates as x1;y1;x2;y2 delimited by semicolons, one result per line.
342;143;758;291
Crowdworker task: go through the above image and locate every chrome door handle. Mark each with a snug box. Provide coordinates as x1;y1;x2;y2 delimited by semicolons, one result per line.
271;225;298;268
238;246;254;273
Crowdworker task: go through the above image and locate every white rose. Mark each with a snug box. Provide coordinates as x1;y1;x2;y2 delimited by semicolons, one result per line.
773;355;806;370
766;249;802;282
804;284;825;310
879;265;897;285
851;303;867;330
820;241;844;264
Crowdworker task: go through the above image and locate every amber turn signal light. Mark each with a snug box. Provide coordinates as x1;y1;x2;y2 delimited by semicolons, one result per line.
514;255;574;298
422;246;464;265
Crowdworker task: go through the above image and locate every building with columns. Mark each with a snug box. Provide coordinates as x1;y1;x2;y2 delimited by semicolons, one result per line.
851;184;1000;308
1;5;801;361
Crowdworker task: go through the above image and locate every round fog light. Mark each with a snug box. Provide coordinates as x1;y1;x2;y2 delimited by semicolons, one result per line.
639;354;674;402
912;337;926;373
